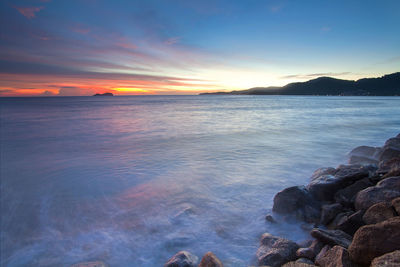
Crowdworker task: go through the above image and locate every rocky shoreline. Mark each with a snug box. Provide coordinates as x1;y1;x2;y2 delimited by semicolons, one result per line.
73;134;400;267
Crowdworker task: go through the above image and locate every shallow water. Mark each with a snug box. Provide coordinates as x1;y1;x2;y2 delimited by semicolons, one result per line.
1;95;400;266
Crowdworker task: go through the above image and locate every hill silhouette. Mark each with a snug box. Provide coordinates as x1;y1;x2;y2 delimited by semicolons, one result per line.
200;72;400;96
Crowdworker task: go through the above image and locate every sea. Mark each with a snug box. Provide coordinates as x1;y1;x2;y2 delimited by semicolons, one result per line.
1;95;400;267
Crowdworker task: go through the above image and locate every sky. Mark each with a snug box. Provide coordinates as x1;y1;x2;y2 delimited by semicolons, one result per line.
0;0;399;96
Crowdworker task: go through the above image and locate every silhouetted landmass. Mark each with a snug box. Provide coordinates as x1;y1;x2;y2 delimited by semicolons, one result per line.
200;72;400;96
93;92;113;96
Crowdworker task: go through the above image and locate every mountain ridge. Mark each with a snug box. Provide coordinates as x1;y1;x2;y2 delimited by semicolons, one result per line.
200;72;400;96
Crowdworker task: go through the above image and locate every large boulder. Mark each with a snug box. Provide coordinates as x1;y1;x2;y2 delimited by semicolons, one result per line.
310;228;352;248
164;251;198;267
362;201;396;224
349;217;400;265
198;252;223;267
256;233;299;267
370;250;400;267
315;245;355;267
334;178;374;207
272;186;321;223
348;146;380;165
307;164;375;201
355;176;400;211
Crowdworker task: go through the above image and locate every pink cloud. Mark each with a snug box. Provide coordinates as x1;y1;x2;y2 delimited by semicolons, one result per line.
15;6;44;19
71;25;91;35
164;37;181;45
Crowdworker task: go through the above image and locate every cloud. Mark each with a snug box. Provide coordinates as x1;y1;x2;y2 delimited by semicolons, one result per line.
41;90;56;96
71;25;91;35
281;72;352;79
14;6;44;19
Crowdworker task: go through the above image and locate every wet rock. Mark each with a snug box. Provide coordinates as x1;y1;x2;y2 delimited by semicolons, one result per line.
296;248;314;260
328;211;353;230
377;157;400;175
265;214;276;223
308;239;324;258
70;262;108;267
272;186;321;223
348;145;380;164
355;176;400;211
384;137;400;150
310;228;352;248
164;251;198;267
314;245;331;266
310;167;336;180
256;233;299;267
295;258;316;265
307;164;374;202
334;178;374;207
362;201;396;224
370;250;400;267
282;260;316;267
316;245;355;267
335;210;364;236
349;217;400;265
199;252;223;267
379;147;400;162
392;197;400;214
320;203;343;225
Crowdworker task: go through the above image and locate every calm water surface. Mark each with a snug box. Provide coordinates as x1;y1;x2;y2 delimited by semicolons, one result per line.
1;95;400;266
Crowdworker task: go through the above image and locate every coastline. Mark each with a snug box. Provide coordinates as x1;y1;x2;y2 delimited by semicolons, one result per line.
159;133;400;267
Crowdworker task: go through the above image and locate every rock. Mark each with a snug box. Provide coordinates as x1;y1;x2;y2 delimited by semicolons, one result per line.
295;258;315;265
308;239;324;258
310;228;352;248
392;197;400;214
379;147;400;162
349;217;400;265
265;214;276;223
328;211;353;230
256;233;299;267
384;137;400;150
296;248;315;260
362;202;396;224
70;262;108;267
164;251;198;267
335;210;365;236
377;157;400;175
334;178;374;207
282;260;316;267
348;145;380;159
314;245;331;266
320;203;343;225
307;164;374;202
198;252;223;267
355;176;400;211
272;186;321;223
316;245;355;267
370;250;400;267
310;167;336;180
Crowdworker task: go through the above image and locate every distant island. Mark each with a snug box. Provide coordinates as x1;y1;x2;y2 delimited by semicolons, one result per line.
200;72;400;96
93;92;113;96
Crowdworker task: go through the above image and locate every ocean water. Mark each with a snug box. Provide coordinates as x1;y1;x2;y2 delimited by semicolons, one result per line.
1;95;400;267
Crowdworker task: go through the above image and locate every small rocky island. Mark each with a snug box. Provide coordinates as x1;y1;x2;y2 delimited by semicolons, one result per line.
93;92;113;96
70;133;400;267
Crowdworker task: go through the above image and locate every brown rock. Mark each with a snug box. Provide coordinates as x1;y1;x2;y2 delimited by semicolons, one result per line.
355;176;400;211
362;202;396;224
310;228;352;248
70;262;108;267
296;248;315;260
370;250;400;267
316;245;355;267
334;178;374;207
314;245;331;266
320;203;343;225
199;252;223;267
335;210;365;236
392;197;400;214
349;217;400;265
256;233;299;267
281;261;316;267
164;251;198;267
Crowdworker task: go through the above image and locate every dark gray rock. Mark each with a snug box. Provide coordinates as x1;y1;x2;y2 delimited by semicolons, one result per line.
308;239;324;258
272;186;321;223
316;245;355;267
334;178;374;207
349;217;400;265
198;252;223;267
164;251;198;267
377;157;400;175
320;203;343;225
370;250;400;267
310;228;352;248
355;176;400;211
256;233;299;267
310;167;336;180
265;214;276;223
335;210;365;236
307;164;375;202
379;147;400;162
328;211;353;230
362;201;396;224
296;248;315;260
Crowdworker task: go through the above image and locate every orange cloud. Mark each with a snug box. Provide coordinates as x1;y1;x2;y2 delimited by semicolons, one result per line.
15;6;44;19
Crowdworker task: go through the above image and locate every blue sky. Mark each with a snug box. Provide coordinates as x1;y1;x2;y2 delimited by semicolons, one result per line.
0;0;399;95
